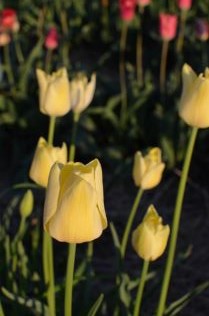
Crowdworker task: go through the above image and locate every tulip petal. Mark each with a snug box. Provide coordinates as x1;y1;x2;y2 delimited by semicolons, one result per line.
36;69;48;113
141;163;165;190
132;151;146;186
83;73;96;110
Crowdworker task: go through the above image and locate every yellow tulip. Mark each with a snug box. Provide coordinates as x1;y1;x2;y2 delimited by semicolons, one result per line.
132;148;165;190
29;137;67;187
19;190;34;218
36;67;70;116
179;63;209;128
132;205;170;261
43;159;107;243
70;73;96;114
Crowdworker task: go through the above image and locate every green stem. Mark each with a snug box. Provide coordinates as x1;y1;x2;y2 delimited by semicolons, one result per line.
69;112;80;161
119;22;128;127
3;44;14;85
136;30;143;87
45;49;53;74
176;10;187;54
121;188;144;258
160;40;169;94
156;126;198;316
48;116;56;145
65;243;76;316
14;36;24;64
133;260;150;316
0;300;5;316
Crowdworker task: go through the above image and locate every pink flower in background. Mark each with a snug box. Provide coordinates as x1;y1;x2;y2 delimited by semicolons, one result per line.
119;0;137;22
195;19;209;41
177;0;192;10
137;0;151;7
0;32;11;46
159;13;178;41
0;8;19;32
45;27;59;50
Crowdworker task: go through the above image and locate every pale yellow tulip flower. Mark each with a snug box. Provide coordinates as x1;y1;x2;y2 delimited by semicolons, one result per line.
43;159;107;243
70;73;96;114
29;137;67;187
36;67;70;116
132;148;165;190
132;205;170;261
179;63;209;128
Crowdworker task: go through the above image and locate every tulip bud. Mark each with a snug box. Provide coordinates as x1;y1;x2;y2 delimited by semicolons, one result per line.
0;8;18;31
195;19;209;42
70;73;96;114
133;148;165;190
119;0;136;22
36;67;71;117
19;190;34;218
178;64;209;128
29;137;67;187
43;159;107;243
137;0;151;7
44;27;58;50
0;32;10;46
132;205;170;261
159;13;178;41
177;0;192;10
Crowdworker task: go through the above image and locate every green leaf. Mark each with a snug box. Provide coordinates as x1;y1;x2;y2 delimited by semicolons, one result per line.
1;287;49;316
87;293;104;316
164;281;209;316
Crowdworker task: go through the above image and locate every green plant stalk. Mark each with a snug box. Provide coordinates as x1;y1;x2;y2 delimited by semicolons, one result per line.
119;21;128;127
14;35;24;64
121;188;143;258
176;10;187;54
65;243;76;316
45;49;53;74
69;112;80;161
133;260;150;316
3;44;14;85
156;126;198;316
0;300;5;316
160;40;169;94
42;115;57;316
136;6;144;86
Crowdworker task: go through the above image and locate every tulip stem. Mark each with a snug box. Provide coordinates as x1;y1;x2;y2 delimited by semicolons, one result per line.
160;40;169;94
45;49;53;74
65;243;76;316
48;116;56;146
69;112;80;161
176;10;187;54
156;126;198;316
0;300;4;316
119;21;128;128
133;260;150;316
136;6;144;87
3;44;14;86
121;188;143;258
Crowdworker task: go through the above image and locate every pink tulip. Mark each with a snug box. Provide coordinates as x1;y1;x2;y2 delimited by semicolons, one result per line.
119;0;136;22
0;8;19;32
159;13;178;41
44;27;59;50
137;0;151;7
177;0;192;10
195;19;209;41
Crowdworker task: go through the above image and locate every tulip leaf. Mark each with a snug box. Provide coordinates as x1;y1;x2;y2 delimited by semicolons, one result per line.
109;222;121;250
1;287;49;315
87;293;104;316
164;281;209;315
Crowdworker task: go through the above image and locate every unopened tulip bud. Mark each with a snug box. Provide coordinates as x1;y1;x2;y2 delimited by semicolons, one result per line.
159;13;178;41
133;148;165;190
36;68;70;116
0;32;10;46
179;64;209;128
20;190;34;218
119;0;136;22
137;0;151;7
0;8;19;32
44;27;58;50
70;73;96;114
177;0;192;10
132;205;170;261
29;137;67;187
44;159;107;243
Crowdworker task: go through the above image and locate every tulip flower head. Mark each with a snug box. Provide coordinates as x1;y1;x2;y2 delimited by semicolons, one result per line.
44;27;59;50
119;0;136;22
0;8;19;32
20;190;34;218
159;13;178;41
195;19;209;42
29;137;67;187
133;148;165;190
70;73;96;114
179;64;209;128
177;0;192;10
0;32;10;46
44;159;107;243
137;0;151;7
36;68;70;116
132;205;170;261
